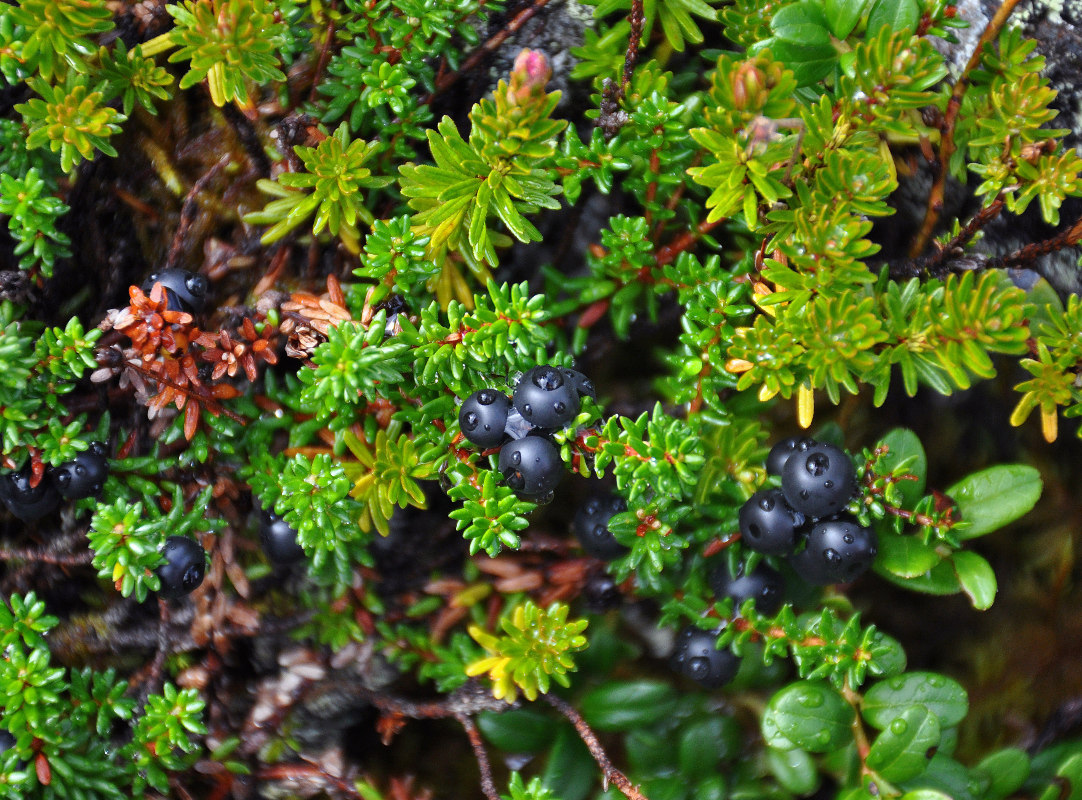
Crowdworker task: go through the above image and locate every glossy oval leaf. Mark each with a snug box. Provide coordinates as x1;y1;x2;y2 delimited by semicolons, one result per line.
867;0;920;35
878;428;927;506
973;748;1029;800
879;558;960;596
771;1;833;44
824;0;871;38
947;465;1042;540
862;672;968;730
876;531;942;579
951;550;997;610
477;707;557;753
580;681;679;731
768;746;820;794
763;680;854;752
866;704;941;782
540;726;595;800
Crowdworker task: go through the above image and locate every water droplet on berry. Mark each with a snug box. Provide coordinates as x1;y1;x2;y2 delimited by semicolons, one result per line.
522;403;533;417
799;489;809;500
462;412;479;431
533;367;564;390
554;401;566;414
806;453;830;477
182;565;202;590
759;495;775;511
824;479;833;489
823;548;841;564
478;390;498;405
687;657;709;679
890;719;908;735
593;524;607;538
843;532;854;544
511;451;522;466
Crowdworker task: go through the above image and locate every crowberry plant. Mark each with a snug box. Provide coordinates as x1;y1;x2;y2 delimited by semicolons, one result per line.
1;0;1082;798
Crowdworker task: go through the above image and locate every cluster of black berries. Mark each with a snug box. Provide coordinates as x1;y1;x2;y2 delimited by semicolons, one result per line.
743;437;877;586
0;443;110;522
458;365;595;501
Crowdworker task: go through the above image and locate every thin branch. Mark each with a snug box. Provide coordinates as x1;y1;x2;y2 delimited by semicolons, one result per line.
542;694;649;800
421;0;553;102
0;544;92;566
164;156;231;273
909;0;1025;257
458;714;501;800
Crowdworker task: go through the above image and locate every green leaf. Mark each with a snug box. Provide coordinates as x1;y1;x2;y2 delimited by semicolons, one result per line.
875;532;942;579
824;0;870;38
862;673;968;730
878;428;927;506
762;681;855;752
540;726;596;800
867;0;920;34
946;465;1042;540
771;2;832;44
866;704;941;782
679;718;737;780
973;748;1029;800
767;746;820;794
477;708;557;752
580;681;680;731
950;551;997;610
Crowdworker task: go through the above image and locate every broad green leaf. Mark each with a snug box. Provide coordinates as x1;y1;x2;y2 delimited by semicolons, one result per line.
761;37;837;86
867;0;920;34
824;0;870;37
1038;753;1082;800
771;1;832;44
862;673;968;730
878;428;927;506
973;748;1029;800
879;557;960;595
477;707;557;752
903;755;984;800
947;465;1042;539
540;726;595;800
580;681;679;731
679;717;739;780
767;746;820;794
866;704;941;782
762;681;854;752
875;532;942;578
900;792;953;800
951;551;997;610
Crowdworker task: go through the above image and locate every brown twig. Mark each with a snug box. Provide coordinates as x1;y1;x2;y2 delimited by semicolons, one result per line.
542;694;649;800
0;544;93;566
421;0;553;102
164;156;231;273
896;196;1006;279
457;714;501;800
909;0;1025;258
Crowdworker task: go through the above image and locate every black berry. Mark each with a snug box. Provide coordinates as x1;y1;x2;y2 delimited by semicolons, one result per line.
766;436;816;476
559;367;596;399
0;730;14;756
738;488;803;555
0;465;60;522
512;365;581;430
498;435;563;498
781;442;856;518
50;442;109;500
791;518;877;585
670;626;741;689
584;574;621;611
142;268;209;313
710;563;785;615
573;494;628;560
260;512;305;565
156;536;207;600
459;389;511;449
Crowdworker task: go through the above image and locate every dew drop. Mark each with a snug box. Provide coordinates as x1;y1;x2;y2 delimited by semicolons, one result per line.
462;412;479;431
843;532;854;544
511;451;522;466
759;495;775;511
823;548;841;564
890;719;909;735
522;403;533;417
801;691;824;708
554;401;566;414
806;453;830;477
928;676;944;687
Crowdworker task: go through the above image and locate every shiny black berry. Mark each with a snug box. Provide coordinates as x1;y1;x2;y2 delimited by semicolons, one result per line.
738;488;803;555
260;512;305;565
584;574;621;611
0;466;60;522
156;536;207;600
498;435;563;498
512;365;581;430
459;389;511;449
781;442;856;518
766;436;816;477
0;730;14;756
573;494;628;560
670;626;741;689
790;518;877;585
50;442;109;500
710;563;785;615
142;268;209;313
559;367;596;400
